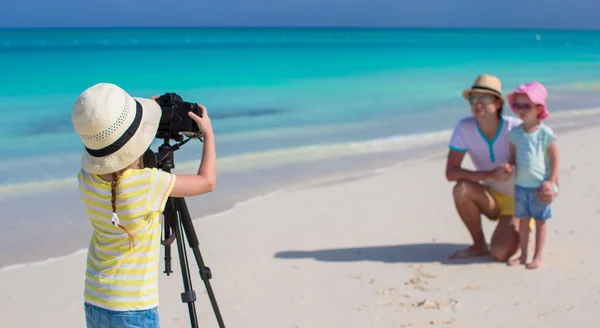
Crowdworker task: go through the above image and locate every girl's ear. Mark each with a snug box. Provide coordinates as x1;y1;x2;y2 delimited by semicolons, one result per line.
536;104;545;113
129;157;142;169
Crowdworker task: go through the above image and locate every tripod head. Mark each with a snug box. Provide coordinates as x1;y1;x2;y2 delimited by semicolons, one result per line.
155;132;182;173
144;132;199;174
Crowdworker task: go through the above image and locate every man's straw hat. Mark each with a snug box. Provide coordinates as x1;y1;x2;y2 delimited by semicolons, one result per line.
462;74;504;104
71;83;162;175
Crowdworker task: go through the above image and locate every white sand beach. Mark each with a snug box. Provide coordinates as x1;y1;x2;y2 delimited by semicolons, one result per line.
2;114;600;327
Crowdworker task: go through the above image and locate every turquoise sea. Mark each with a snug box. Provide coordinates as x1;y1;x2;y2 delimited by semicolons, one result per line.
2;27;600;267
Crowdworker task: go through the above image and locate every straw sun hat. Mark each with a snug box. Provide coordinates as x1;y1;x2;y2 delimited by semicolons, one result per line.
462;74;504;105
71;83;162;175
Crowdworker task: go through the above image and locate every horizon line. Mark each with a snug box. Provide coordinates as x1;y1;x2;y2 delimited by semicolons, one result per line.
1;26;599;31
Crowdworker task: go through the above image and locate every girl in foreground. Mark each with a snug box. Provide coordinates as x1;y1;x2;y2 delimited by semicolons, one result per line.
507;81;559;269
71;83;216;327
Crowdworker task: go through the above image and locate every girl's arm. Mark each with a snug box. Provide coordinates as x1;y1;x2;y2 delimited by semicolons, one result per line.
170;131;216;198
547;143;559;187
170;108;217;198
537;141;559;204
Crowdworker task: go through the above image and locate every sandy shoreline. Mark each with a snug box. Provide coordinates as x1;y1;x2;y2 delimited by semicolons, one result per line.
2;111;600;327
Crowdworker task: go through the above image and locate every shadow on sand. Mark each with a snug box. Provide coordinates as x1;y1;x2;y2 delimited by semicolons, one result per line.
275;243;496;265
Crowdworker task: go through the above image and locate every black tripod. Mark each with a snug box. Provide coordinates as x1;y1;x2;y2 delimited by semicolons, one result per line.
151;132;225;328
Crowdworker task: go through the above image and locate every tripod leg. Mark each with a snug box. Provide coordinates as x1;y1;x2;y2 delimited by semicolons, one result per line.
161;199;176;275
176;198;226;328
171;201;200;328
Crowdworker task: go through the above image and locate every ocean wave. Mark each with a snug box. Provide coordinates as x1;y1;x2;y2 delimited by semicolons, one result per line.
0;128;451;198
211;129;452;171
2;106;600;198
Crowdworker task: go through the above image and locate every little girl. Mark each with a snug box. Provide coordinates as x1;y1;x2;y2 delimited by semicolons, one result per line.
71;83;216;327
506;81;559;269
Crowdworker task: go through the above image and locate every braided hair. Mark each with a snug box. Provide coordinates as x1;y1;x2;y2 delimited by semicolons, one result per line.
111;170;134;250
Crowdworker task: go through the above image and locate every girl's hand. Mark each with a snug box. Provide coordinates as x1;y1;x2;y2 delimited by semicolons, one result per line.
537;181;557;204
490;164;513;182
188;105;213;136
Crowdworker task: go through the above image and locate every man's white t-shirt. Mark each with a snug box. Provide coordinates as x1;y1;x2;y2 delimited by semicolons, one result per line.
448;115;522;196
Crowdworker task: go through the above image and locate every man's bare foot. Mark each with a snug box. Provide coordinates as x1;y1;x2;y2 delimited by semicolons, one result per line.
449;245;490;259
507;255;527;266
526;257;542;269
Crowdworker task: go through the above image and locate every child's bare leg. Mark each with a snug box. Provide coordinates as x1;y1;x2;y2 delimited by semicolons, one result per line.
527;220;546;269
508;218;530;265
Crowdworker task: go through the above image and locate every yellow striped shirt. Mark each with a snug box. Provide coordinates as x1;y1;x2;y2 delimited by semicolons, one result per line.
77;168;176;311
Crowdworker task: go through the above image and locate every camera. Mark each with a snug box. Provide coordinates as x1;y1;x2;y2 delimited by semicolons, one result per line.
155;92;202;138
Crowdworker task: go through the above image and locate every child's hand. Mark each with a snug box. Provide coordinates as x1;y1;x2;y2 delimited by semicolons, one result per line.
537;181;558;204
540;181;553;193
490;164;513;182
501;163;514;174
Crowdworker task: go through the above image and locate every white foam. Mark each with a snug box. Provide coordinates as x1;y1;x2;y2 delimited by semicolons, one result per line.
177;129;454;174
372;151;447;175
0;177;78;200
550;107;600;117
0;248;88;272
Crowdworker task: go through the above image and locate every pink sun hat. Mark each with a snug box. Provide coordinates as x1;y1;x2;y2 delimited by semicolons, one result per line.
507;81;549;120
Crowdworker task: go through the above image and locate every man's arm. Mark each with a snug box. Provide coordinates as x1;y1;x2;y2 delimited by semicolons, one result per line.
508;142;516;166
445;150;495;183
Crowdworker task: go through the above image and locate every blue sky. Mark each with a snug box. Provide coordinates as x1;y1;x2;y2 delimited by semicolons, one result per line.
2;0;599;29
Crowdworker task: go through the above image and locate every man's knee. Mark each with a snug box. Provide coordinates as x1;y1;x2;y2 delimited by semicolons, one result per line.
490;246;513;262
453;180;473;202
490;230;519;262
